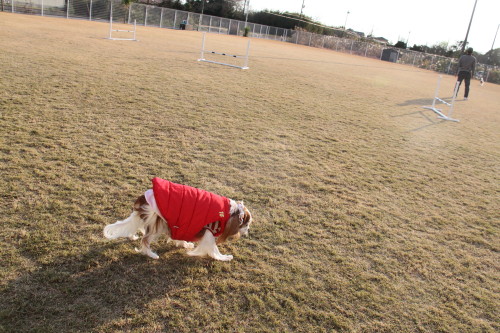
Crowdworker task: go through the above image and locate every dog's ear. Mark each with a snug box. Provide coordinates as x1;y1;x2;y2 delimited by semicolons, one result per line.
217;215;241;244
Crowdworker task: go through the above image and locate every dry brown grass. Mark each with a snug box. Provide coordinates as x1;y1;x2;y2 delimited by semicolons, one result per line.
1;12;499;332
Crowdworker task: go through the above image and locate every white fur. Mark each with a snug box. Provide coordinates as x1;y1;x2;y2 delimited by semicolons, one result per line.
187;230;233;261
103;211;143;241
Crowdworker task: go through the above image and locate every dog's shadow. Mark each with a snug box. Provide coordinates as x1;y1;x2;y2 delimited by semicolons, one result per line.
0;239;222;332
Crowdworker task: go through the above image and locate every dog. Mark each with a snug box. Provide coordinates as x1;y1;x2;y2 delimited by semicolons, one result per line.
103;177;253;261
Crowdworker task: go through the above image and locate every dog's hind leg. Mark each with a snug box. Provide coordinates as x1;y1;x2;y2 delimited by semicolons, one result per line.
187;230;233;261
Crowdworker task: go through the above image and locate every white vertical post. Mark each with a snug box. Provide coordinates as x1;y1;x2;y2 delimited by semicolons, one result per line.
160;8;163;28
229;19;232;35
308;33;312;46
173;10;177;28
364;43;369;57
449;81;459;118
66;0;69;18
133;19;137;40
12;0;14;13
89;0;92;20
295;30;299;44
41;0;44;16
218;18;222;34
109;1;113;39
350;40;354;54
237;21;240;36
200;32;206;60
145;6;148;27
242;39;250;69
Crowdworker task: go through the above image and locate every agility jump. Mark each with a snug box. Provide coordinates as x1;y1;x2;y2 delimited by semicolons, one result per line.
198;32;250;70
107;2;137;41
423;75;460;122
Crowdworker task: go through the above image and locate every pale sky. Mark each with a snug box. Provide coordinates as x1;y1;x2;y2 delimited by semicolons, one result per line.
247;0;499;54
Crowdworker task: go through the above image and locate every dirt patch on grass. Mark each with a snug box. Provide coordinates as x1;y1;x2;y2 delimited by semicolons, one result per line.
1;12;499;332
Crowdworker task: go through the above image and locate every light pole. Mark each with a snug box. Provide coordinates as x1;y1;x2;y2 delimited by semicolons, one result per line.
198;0;205;31
244;0;249;28
300;0;305;17
461;0;478;54
491;23;499;51
406;31;411;48
343;10;350;37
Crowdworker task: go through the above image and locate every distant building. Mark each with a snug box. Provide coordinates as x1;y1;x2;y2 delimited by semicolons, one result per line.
370;37;389;45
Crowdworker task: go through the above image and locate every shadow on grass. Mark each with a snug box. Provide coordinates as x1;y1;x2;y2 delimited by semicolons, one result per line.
0;240;214;332
391;109;451;132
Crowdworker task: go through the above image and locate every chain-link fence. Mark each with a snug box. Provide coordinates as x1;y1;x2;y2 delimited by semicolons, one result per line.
2;0;497;82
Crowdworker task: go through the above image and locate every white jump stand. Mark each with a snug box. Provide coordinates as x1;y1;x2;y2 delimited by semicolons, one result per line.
423;75;460;122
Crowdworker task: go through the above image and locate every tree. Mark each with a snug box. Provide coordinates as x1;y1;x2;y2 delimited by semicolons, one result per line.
393;41;407;49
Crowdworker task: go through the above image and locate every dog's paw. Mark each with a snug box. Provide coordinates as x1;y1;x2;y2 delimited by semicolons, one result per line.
184;242;195;249
148;252;160;260
213;254;233;261
135;247;159;260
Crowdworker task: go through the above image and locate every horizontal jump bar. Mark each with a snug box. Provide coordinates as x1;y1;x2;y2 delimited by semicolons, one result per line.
112;29;135;33
208;50;244;58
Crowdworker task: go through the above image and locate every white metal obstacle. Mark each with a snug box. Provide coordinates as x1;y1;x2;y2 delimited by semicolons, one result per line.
422;75;460;122
108;2;137;41
198;32;250;70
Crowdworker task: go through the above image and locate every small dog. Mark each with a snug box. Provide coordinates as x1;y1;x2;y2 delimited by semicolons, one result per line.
104;178;253;261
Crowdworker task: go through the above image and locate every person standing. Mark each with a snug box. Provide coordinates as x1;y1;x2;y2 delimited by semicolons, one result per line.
456;47;476;100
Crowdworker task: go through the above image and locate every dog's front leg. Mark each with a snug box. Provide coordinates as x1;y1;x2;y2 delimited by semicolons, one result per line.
187;230;233;261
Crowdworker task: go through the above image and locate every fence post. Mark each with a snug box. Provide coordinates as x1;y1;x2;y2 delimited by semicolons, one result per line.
160;8;163;28
218;17;222;34
350;40;354;54
89;0;92;20
12;0;14;13
173;10;177;29
145;6;148;26
41;0;44;16
209;16;212;32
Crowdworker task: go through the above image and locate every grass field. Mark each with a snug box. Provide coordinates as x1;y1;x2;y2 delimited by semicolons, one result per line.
1;12;499;332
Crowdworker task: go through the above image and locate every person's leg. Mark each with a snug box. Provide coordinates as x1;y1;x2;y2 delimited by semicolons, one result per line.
456;72;465;96
464;72;471;98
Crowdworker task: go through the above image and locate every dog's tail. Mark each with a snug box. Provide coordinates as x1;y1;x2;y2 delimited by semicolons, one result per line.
104;211;144;240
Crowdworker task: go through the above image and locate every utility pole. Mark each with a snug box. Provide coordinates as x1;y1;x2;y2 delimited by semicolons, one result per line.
461;0;478;54
300;0;305;17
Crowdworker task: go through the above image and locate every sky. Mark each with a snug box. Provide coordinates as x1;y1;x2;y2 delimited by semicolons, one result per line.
246;0;500;54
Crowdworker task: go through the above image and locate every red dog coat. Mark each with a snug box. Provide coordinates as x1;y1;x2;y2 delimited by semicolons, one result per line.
151;177;230;242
